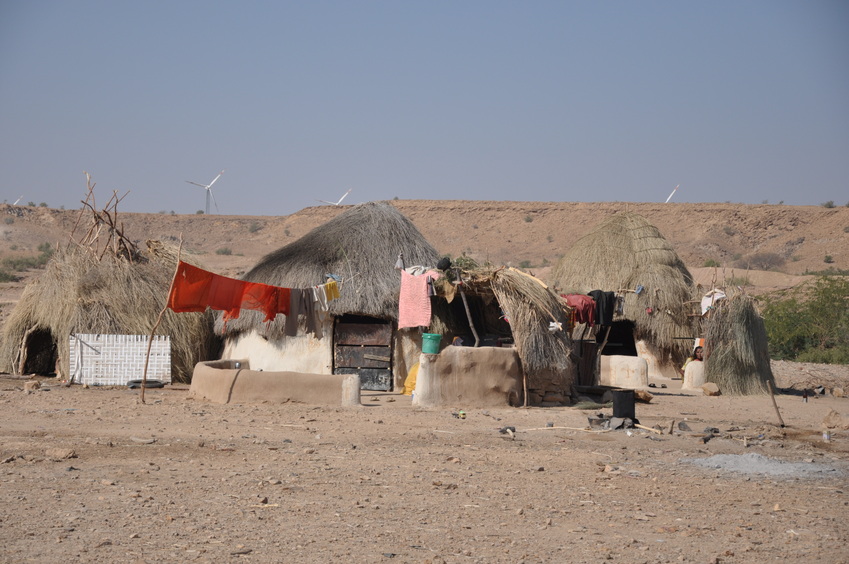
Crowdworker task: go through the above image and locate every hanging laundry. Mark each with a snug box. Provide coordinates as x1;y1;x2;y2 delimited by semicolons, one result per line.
324;280;341;301
562;294;595;327
701;289;726;315
399;269;442;329
588;290;616;326
168;261;290;322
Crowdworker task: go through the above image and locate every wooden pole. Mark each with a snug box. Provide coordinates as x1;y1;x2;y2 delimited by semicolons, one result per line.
458;288;480;347
766;379;785;428
141;237;183;404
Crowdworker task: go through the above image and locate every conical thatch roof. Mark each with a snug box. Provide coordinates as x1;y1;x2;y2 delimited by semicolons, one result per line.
0;243;217;383
550;212;695;362
704;293;774;395
218;201;440;338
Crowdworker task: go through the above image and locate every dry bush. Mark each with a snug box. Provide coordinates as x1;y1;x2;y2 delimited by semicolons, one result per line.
734;252;786;271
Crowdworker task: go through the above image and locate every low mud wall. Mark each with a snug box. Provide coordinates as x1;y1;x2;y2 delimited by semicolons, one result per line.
190;359;361;406
413;347;522;408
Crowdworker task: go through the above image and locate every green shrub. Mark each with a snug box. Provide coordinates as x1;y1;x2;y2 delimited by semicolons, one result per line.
248;221;262;234
38;202;47;208
804;267;849;276
3;217;13;225
2;243;53;271
3;256;41;271
822;201;836;208
824;255;834;264
546;234;554;243
524;215;533;223
722;226;737;236
703;259;720;267
0;269;19;282
726;276;751;286
796;347;849;365
27;202;35;207
844;226;849;233
763;276;849;363
215;247;232;255
196;210;204;215
518;260;532;269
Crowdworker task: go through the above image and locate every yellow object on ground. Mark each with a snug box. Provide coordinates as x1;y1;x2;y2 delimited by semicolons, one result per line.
402;362;420;396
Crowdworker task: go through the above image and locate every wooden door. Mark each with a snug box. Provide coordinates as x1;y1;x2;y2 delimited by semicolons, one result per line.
333;320;393;391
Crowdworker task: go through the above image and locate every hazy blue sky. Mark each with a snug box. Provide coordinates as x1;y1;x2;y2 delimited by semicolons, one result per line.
1;1;847;216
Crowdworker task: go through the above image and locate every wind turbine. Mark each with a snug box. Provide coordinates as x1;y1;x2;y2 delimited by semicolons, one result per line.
316;189;352;206
186;170;224;214
664;184;679;204
12;195;23;206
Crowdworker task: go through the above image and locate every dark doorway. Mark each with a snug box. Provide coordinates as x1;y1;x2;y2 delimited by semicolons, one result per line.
597;320;637;357
22;329;57;375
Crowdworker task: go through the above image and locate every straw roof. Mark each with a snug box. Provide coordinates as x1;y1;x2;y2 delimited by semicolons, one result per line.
0;242;217;383
703;293;774;395
550;212;695;362
218;201;440;338
432;267;574;389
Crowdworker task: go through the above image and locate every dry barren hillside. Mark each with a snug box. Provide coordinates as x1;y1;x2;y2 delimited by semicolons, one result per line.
0;201;847;326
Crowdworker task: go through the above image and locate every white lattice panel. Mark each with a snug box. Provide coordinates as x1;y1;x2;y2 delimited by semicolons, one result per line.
69;334;171;386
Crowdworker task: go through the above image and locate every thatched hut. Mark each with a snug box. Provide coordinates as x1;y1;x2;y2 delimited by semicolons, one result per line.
0;242;217;383
428;265;576;405
549;212;695;382
703;292;774;395
217;201;440;391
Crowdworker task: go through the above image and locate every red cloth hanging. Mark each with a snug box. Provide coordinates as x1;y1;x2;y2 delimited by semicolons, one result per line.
167;261;291;322
562;294;595;327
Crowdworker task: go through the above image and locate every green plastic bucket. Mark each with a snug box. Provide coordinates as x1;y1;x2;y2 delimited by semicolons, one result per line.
422;333;442;354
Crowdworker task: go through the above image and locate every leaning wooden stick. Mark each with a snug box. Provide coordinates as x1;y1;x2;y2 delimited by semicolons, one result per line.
141;237;183;404
766;379;786;428
634;423;663;435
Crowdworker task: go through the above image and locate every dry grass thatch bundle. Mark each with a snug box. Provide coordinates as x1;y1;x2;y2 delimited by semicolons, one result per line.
0;243;217;383
490;268;573;384
550;212;695;363
704;293;774;395
431;267;574;390
218;201;440;338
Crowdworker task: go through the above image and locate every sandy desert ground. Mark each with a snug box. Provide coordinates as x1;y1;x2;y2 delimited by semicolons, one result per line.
2;361;848;564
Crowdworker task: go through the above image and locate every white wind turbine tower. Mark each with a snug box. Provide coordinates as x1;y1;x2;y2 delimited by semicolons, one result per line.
186;170;224;214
